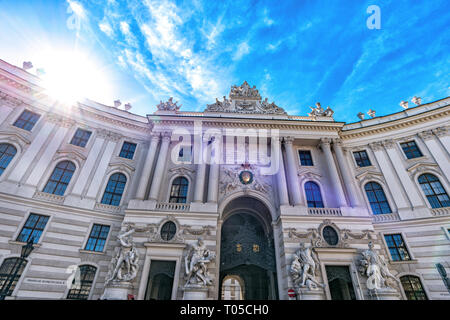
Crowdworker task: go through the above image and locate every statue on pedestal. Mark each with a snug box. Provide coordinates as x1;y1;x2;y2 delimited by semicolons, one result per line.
185;237;215;287
290;243;325;290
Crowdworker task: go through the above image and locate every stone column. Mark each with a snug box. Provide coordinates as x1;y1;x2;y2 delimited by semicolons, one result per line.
433;127;450;154
193;137;208;203
419;130;450;181
333;139;363;207
283;137;302;206
135;133;160;200
148;132;171;201
320;138;347;207
207;144;220;204
382;139;426;211
275;139;289;206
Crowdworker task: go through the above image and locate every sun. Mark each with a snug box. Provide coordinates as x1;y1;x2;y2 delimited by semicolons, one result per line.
37;49;113;106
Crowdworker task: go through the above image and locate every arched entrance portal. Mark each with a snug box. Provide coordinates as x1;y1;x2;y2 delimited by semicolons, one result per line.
219;197;278;300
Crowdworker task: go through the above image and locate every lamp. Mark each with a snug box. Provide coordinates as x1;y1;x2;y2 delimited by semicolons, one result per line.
21;237;35;259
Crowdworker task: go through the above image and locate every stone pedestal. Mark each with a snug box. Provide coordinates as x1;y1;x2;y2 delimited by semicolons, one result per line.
182;285;209;300
101;282;133;300
297;287;326;300
368;288;401;300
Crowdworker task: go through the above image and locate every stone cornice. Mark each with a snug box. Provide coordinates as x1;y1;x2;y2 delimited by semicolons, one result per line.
340;104;450;140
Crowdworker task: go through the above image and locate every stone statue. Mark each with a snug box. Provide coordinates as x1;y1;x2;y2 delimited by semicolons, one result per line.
105;227;139;285
411;96;422;105
205;96;231;112
156;97;181;111
185;237;215;287
400;100;409;109
308;102;334;117
359;241;398;293
290;243;325;290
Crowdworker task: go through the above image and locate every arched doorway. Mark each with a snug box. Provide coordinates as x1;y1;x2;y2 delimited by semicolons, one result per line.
219;197;278;300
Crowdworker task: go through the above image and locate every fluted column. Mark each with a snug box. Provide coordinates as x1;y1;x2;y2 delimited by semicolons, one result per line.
320;138;347;207
283;137;302;206
135;133;160;200
333;139;363;207
419;130;450;181
148;132;171;201
207;137;221;203
193;137;208;203
275;138;289;206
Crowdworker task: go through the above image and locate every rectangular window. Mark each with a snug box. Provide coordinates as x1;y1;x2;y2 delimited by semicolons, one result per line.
353;150;371;167
119;142;137;159
16;213;49;243
13;110;40;131
384;234;411;261
84;224;110;252
298;150;313;166
70;128;92;147
400;141;423;159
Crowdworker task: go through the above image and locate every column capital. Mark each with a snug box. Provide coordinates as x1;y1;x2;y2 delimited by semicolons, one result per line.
283;136;294;144
382;139;395;149
150;131;161;142
319;138;332;148
368;142;384;151
161;131;172;142
432;127;449;138
417;130;434;141
332;138;343;147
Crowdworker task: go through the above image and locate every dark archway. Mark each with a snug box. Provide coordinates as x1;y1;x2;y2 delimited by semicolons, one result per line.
219;197;278;300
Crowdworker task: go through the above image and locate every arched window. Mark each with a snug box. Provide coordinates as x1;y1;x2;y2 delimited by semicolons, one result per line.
66;265;97;300
0;143;17;176
0;257;27;297
42;161;76;196
101;173;127;206
364;182;392;214
418;174;450;208
169;177;189;203
400;275;428;300
305;181;324;208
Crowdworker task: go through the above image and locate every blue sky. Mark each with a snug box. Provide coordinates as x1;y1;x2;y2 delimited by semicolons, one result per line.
0;0;449;122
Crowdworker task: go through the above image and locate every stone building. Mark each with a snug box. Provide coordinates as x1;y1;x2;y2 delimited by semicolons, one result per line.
0;58;449;300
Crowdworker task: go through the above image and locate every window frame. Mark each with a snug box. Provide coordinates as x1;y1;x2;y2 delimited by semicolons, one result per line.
42;160;76;196
353;150;372;167
417;173;450;209
70;128;92;148
15;213;50;244
381;232;414;262
83;224;111;253
399;274;428;300
399;140;423;160
364;181;393;215
304;181;325;208
12;109;41;132
168;176;189;204
0;143;17;177
65;264;98;300
298;150;314;166
0;256;29;297
100;172;128;207
119;141;137;160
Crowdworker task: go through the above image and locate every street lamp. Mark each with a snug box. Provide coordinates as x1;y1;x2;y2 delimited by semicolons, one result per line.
0;237;35;300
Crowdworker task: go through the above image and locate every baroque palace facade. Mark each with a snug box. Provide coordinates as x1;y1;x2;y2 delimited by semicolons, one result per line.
0;58;449;300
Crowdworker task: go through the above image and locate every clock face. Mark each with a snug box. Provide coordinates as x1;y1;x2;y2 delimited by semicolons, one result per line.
239;170;253;185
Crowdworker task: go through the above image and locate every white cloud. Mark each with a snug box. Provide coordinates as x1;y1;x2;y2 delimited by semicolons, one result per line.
99;20;114;37
233;41;250;61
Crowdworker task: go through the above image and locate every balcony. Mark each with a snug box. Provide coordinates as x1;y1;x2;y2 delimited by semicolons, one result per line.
308;207;342;216
155;202;190;212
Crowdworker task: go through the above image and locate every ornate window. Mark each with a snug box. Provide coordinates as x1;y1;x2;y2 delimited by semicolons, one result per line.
0;257;27;297
169;177;189;203
70;128;92;147
353;150;371;167
364;182;392;214
13;110;40;131
66;265;97;300
418;174;450;208
101;173;127;206
298;150;313;166
160;221;177;241
42;161;76;196
400;275;428;300
119;142;137;159
384;234;411;261
0;143;17;176
85;224;110;252
16;213;49;244
305;181;324;208
323;226;339;246
400;141;422;159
